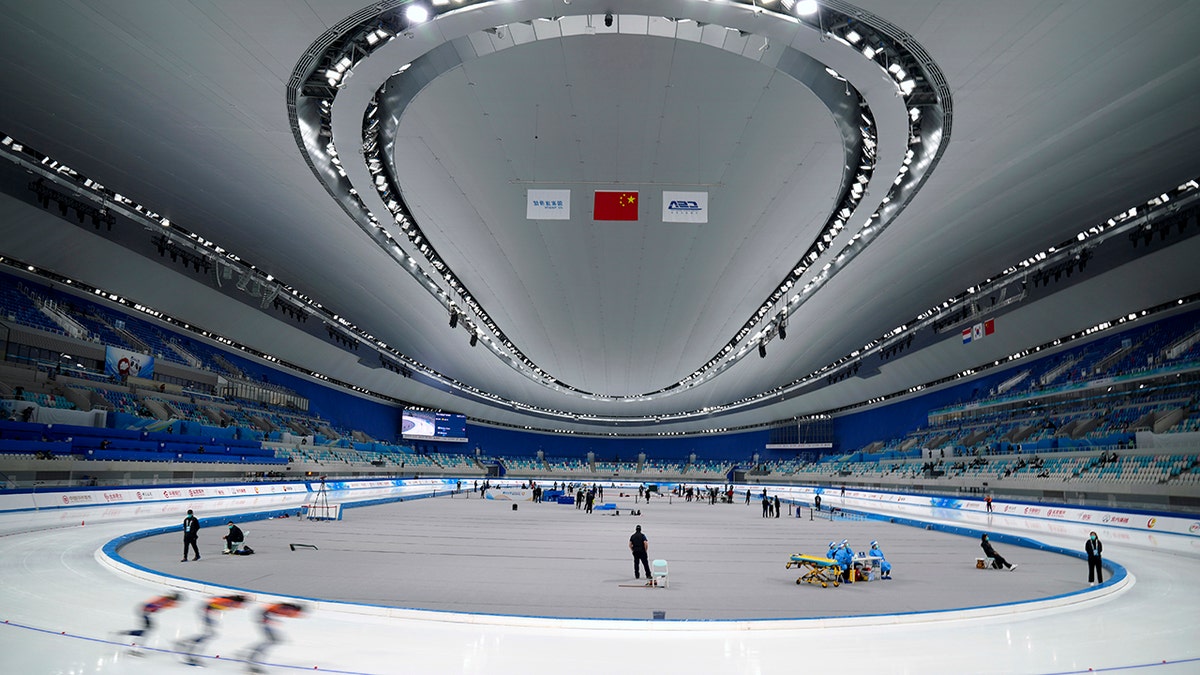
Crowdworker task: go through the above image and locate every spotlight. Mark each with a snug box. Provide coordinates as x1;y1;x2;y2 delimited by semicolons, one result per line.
778;323;787;341
469;332;478;347
758;342;767;359
405;4;429;24
604;12;613;27
449;311;458;329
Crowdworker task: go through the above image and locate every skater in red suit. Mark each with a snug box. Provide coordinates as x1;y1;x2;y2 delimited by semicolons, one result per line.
245;602;305;673
176;594;248;666
117;591;182;643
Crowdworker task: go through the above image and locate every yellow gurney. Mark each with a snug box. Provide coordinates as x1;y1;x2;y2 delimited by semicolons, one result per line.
786;553;842;588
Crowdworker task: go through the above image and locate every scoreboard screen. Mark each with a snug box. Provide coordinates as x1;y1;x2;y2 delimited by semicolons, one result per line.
401;410;467;442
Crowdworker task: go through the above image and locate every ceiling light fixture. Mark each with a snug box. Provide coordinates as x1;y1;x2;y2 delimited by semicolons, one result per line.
406;5;429;23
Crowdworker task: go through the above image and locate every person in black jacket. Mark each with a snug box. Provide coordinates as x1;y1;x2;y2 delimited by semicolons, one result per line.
1086;531;1103;585
629;525;651;580
980;533;1016;570
223;522;245;554
181;510;200;562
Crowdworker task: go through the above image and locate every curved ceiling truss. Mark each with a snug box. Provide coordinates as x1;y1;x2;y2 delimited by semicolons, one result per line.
287;0;950;416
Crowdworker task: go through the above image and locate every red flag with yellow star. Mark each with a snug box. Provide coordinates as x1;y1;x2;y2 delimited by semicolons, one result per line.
593;191;639;221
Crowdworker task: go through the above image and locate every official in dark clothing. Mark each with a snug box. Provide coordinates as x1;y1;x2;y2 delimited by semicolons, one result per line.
629;525;651;579
774;495;781;518
980;533;1016;570
223;522;245;554
1086;531;1103;584
814;494;822;511
182;509;200;562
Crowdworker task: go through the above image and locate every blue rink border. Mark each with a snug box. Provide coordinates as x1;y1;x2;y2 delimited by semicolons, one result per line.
99;489;1131;627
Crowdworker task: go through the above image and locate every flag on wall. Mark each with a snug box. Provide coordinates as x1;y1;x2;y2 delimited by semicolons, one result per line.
962;319;996;344
593;191;638;221
526;189;570;220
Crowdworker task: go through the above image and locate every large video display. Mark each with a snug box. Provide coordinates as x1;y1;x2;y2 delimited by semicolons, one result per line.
401;409;468;442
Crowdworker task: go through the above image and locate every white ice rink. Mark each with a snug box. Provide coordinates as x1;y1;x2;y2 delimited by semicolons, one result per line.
2;489;1199;674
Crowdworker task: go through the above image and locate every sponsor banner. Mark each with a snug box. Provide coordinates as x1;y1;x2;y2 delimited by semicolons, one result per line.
662;191;708;223
0;483;310;513
526;189;570;220
105;346;155;379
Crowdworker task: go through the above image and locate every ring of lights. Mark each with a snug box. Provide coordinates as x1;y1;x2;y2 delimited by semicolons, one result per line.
288;0;949;410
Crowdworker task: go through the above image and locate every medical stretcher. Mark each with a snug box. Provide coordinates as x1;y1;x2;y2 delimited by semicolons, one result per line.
786;553;842;588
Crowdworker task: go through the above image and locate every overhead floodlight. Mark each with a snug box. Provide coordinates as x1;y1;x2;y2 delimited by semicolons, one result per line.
862;45;876;59
406;4;429;23
795;0;819;16
845;30;861;44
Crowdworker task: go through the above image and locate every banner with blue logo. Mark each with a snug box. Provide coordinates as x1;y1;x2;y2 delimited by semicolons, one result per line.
105;346;155;380
526;189;571;220
662;191;708;223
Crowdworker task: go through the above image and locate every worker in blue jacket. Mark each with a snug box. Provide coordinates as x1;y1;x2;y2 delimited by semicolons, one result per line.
835;540;855;583
826;541;839;561
870;540;892;580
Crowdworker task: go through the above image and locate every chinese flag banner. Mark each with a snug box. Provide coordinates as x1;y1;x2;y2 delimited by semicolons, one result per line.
594;191;639;221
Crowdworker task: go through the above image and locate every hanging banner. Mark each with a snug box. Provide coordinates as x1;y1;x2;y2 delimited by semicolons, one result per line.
526;189;571;220
105;346;155;379
662;191;708;223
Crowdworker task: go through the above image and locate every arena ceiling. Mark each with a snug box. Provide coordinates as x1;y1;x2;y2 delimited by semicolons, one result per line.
0;0;1198;435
